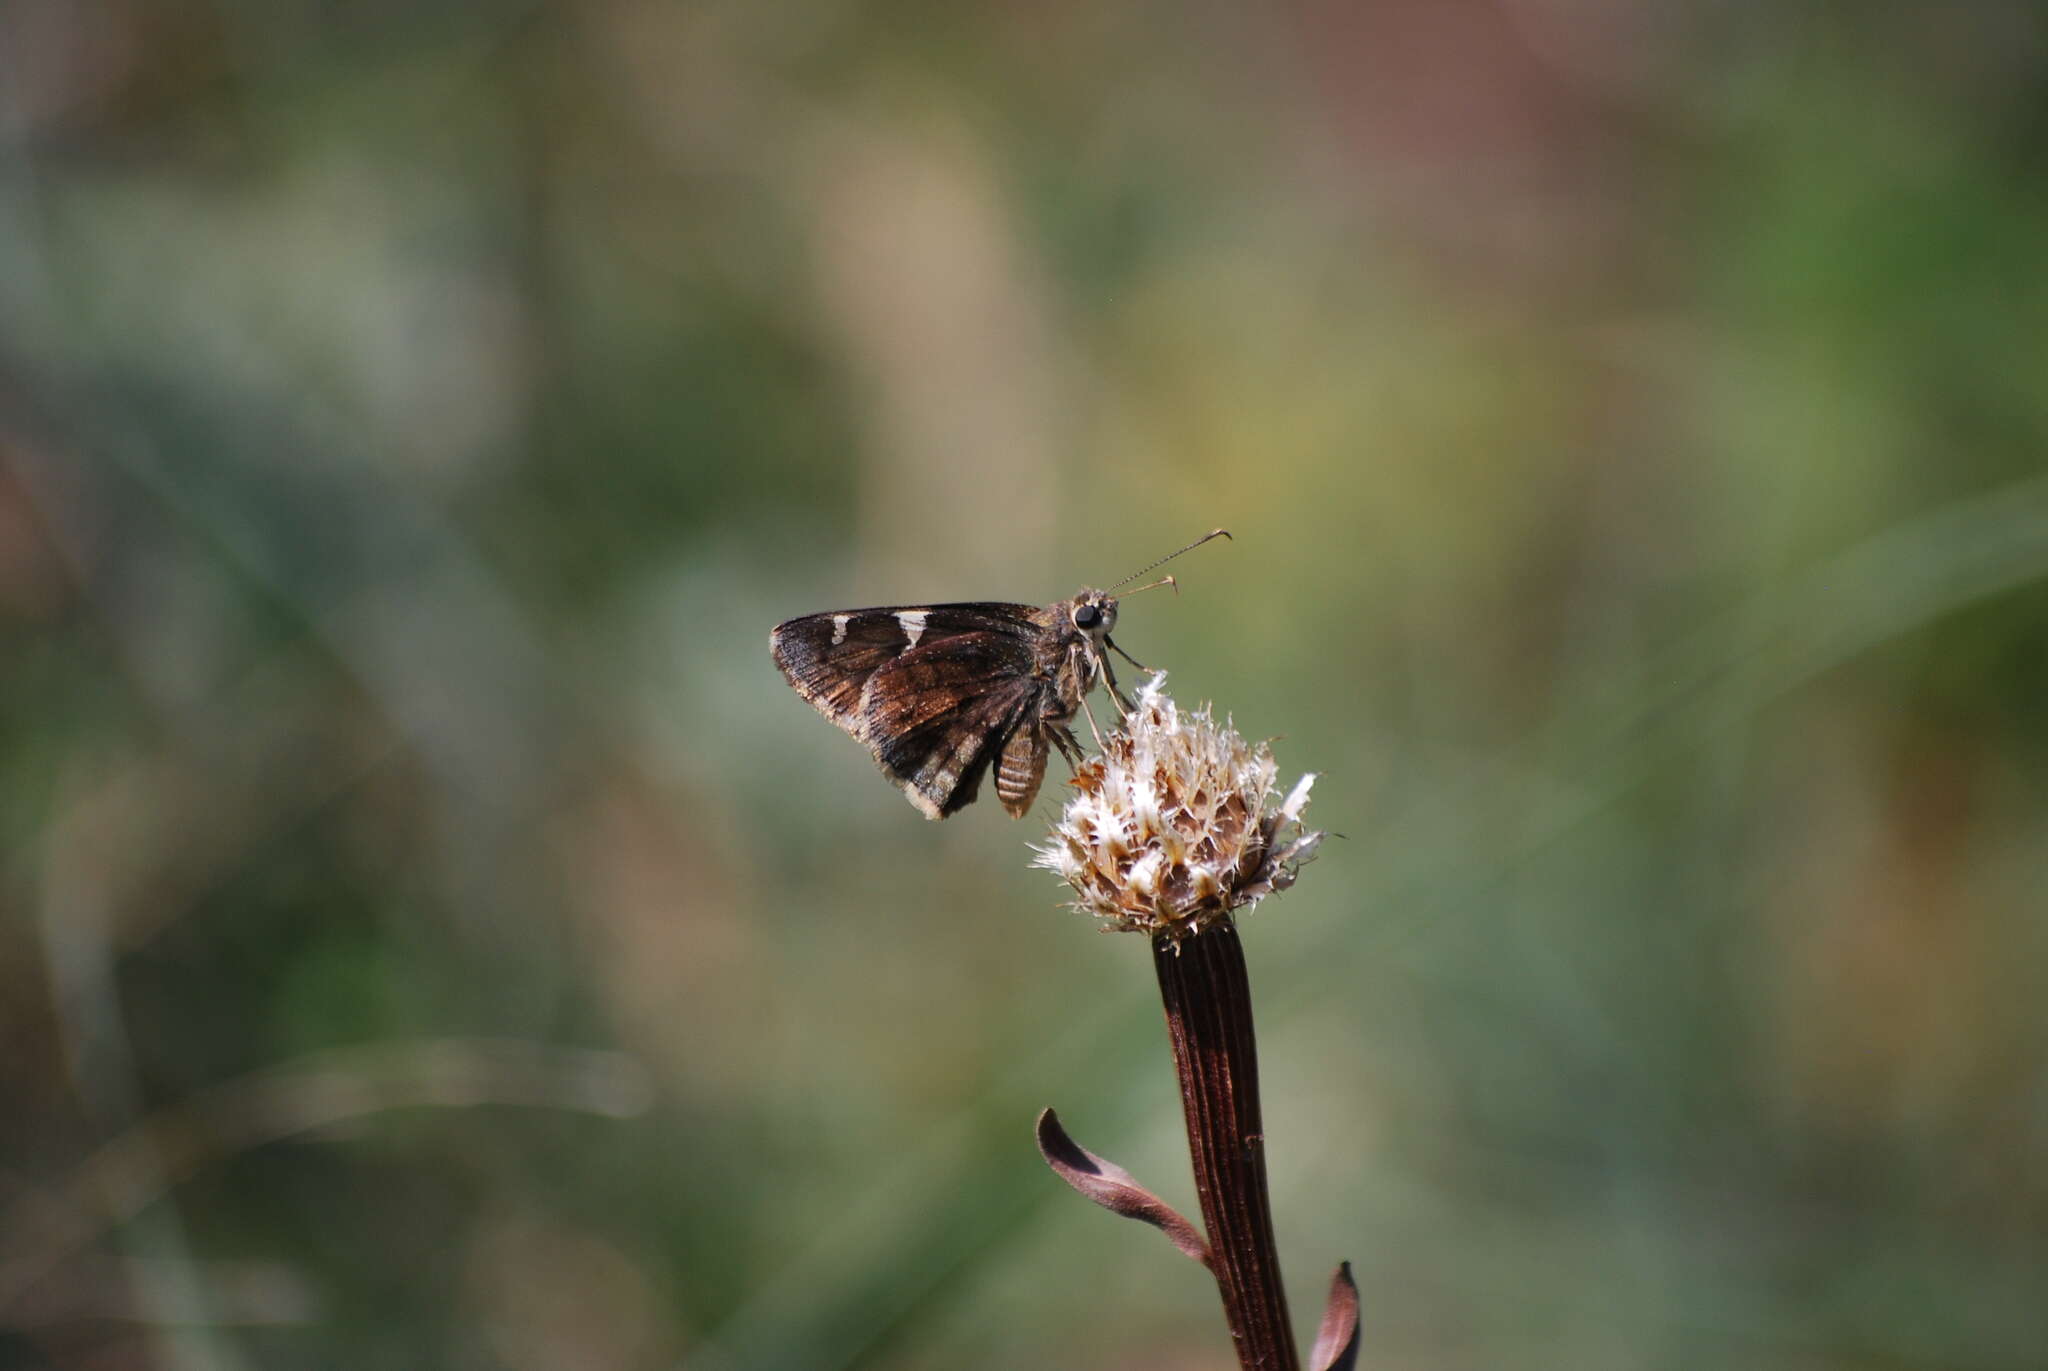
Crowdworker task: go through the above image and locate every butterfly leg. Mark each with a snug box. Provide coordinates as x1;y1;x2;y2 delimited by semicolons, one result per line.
1048;723;1085;768
1093;644;1137;715
1106;635;1150;673
1077;691;1107;751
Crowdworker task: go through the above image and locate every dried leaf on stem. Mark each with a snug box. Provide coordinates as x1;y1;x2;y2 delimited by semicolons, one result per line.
1035;1109;1212;1269
1308;1262;1361;1371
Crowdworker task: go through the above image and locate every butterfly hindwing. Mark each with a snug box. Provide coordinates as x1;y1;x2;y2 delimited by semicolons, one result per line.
857;632;1043;818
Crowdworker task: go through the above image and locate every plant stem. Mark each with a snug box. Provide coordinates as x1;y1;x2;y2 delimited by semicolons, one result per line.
1154;918;1298;1370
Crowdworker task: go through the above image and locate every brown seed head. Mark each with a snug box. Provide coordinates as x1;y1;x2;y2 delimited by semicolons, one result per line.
1034;675;1323;939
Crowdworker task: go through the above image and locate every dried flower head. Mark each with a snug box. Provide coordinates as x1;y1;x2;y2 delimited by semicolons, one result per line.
1034;675;1323;939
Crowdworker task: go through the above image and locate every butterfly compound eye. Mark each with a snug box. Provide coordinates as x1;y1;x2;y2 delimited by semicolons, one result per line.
1074;603;1102;629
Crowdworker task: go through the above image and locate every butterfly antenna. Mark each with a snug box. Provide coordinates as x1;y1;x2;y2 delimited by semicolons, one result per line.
1106;528;1231;592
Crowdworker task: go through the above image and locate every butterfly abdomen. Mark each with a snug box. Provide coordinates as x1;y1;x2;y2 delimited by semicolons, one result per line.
995;727;1050;817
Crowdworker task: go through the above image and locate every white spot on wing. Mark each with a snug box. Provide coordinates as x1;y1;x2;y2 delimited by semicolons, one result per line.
831;614;851;645
896;610;928;649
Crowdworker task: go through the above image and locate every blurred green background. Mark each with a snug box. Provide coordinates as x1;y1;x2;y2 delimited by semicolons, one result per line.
4;2;2046;1368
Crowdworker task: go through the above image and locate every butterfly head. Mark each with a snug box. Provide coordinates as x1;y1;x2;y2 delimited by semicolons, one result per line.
1068;590;1119;643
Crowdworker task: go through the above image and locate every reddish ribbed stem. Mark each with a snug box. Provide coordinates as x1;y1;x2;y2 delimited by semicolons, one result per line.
1154;920;1298;1370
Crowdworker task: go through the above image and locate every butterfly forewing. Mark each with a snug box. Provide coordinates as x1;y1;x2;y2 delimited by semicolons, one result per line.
771;603;1065;819
770;614;905;721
